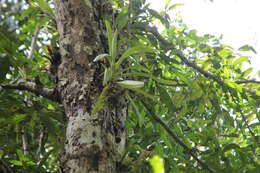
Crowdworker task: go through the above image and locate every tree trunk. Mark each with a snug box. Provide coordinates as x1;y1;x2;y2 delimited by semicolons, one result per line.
54;0;127;172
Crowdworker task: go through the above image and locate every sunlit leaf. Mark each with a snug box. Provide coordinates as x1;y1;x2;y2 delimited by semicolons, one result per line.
168;3;184;10
232;56;249;65
10;160;23;166
13;114;29;123
242;67;253;77
246;114;256;124
149;155;164;173
165;0;172;9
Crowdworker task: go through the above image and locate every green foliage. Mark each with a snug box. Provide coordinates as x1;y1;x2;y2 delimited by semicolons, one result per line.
1;0;259;173
0;0;64;172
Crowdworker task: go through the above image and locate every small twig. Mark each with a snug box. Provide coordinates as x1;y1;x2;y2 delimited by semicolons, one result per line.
230;94;259;143
146;26;260;86
0;81;60;102
240;111;259;143
21;123;29;155
28;25;40;59
37;125;47;155
141;100;216;173
127;0;132;45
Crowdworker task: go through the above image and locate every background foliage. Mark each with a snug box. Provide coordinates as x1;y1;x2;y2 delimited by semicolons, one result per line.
0;0;259;172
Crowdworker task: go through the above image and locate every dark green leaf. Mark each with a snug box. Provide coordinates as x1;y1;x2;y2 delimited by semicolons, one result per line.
238;45;257;54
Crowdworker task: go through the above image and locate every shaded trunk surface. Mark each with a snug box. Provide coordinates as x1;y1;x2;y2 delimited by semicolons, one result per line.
54;0;127;172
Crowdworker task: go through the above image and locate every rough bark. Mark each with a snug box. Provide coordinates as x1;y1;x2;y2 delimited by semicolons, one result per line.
54;0;127;172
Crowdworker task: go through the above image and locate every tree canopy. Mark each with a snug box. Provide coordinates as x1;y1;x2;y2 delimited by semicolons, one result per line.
0;0;259;172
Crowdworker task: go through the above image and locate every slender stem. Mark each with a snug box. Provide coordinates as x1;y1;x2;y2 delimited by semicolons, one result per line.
21;123;29;155
141;100;216;173
28;25;40;59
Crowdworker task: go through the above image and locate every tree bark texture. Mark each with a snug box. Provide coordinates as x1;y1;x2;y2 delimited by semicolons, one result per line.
54;0;127;172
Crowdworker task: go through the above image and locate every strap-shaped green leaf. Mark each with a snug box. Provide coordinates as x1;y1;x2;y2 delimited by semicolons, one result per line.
103;67;112;86
91;85;109;116
232;56;249;65
115;46;154;70
111;29;118;63
105;20;113;64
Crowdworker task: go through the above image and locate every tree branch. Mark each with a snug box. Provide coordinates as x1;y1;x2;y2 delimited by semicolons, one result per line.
0;81;60;102
235;80;260;84
141;100;216;173
146;26;260;85
230;94;259;144
145;26;259;142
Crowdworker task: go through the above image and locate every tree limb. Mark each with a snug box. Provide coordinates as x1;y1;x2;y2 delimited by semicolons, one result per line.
141;100;216;173
146;26;260;85
0;81;60;102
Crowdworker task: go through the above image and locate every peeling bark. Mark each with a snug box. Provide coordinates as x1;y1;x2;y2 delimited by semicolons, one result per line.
54;0;127;172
